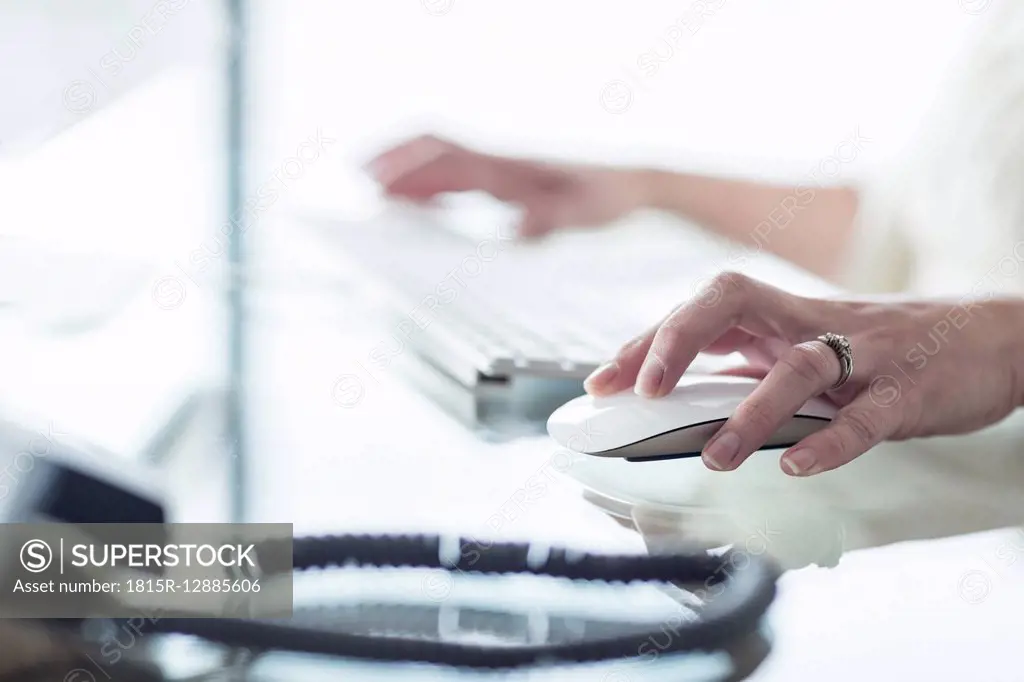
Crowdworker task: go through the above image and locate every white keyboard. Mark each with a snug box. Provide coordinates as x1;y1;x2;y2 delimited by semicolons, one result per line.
302;200;764;387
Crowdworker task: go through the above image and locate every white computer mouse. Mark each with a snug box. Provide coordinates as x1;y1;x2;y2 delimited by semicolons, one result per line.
546;375;837;462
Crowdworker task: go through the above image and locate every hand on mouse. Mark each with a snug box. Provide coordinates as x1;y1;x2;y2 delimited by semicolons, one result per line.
584;272;1024;476
365;135;648;238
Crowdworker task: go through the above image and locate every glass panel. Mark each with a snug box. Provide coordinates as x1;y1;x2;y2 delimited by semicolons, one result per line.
0;0;231;522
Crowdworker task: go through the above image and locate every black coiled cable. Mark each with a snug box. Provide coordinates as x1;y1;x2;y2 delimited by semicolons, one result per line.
141;533;779;670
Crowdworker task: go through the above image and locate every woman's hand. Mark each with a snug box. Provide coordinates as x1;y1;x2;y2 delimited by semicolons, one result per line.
584;272;1024;476
366;135;649;238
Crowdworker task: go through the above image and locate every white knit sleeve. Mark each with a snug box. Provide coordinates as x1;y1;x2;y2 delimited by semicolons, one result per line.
837;2;1024;299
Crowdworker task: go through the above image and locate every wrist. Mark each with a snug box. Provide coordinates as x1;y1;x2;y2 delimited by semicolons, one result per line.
979;296;1024;409
1006;298;1024;408
630;168;679;212
629;167;711;222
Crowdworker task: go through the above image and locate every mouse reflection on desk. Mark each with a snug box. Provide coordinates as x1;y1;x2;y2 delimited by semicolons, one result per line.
546;375;837;463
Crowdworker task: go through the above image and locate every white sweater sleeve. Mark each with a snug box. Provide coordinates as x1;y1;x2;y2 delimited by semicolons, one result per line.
838;1;1024;299
670;4;1024;568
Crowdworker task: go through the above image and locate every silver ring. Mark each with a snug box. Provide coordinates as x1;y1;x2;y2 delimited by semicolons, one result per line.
817;332;853;389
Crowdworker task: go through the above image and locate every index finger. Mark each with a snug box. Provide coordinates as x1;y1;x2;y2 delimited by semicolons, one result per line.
631;273;805;397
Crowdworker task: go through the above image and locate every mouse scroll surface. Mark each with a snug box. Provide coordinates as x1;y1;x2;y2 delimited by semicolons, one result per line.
546;376;836;462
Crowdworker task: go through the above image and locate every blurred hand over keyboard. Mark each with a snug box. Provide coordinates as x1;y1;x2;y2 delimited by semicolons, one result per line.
366;135;649;238
366;134;860;280
584;272;1024;478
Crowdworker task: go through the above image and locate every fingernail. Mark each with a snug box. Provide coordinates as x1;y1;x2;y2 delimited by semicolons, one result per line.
781;449;817;476
584;361;619;391
635;359;664;397
703;432;740;470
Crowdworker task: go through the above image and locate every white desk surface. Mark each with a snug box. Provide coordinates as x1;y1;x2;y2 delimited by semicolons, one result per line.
208;212;1024;681
0;198;1017;682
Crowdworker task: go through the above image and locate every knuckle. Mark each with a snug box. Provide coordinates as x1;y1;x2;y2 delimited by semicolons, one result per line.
713;271;750;297
419;133;449;148
651;323;683;354
615;333;650;362
661;305;689;330
613;346;637;365
838;407;883;446
655;307;688;331
733;400;777;435
816;425;849;460
780;343;833;385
